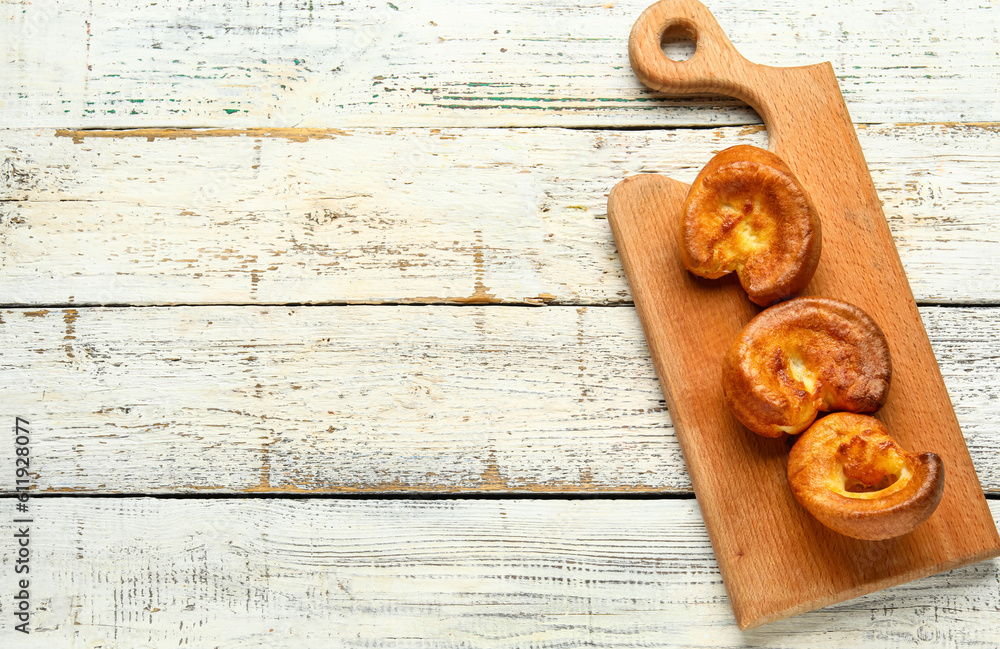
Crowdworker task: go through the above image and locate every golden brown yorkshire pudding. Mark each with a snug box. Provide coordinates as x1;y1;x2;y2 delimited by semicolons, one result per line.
722;297;891;437
787;413;944;540
679;145;821;306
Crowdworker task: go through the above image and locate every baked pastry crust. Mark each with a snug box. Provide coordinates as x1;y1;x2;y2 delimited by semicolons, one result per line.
722;297;891;437
787;413;944;540
679;145;821;306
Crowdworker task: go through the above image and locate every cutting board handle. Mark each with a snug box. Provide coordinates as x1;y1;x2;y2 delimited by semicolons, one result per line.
628;0;855;174
628;0;757;97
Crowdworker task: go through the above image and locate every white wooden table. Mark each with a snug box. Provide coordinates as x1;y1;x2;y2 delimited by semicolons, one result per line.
1;0;998;646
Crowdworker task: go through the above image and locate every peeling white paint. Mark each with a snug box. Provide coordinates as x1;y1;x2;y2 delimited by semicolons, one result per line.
0;305;996;494
0;124;998;305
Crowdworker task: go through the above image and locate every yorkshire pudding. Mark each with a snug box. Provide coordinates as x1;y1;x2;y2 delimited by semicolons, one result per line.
787;413;944;540
679;145;821;306
722;297;891;437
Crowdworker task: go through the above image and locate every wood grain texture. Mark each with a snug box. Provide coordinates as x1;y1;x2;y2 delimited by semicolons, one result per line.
1;497;999;647
1;0;997;128
0;305;996;495
609;0;999;627
2;124;998;305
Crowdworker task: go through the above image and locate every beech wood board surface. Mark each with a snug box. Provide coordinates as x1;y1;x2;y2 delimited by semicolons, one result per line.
607;0;1000;629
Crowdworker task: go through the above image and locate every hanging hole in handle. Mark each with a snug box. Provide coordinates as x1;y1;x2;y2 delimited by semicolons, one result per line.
660;19;697;62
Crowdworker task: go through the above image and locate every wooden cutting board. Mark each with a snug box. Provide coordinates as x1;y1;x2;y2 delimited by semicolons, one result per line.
607;0;1000;630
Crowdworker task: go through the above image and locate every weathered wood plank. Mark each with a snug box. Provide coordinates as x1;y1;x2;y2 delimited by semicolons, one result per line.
0;305;996;494
1;0;996;128
2;124;998;305
1;497;998;646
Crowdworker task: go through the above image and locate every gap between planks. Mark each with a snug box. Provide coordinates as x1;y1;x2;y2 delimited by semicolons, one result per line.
9;493;1000;500
0;302;997;309
42;122;1000;141
5;492;701;500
